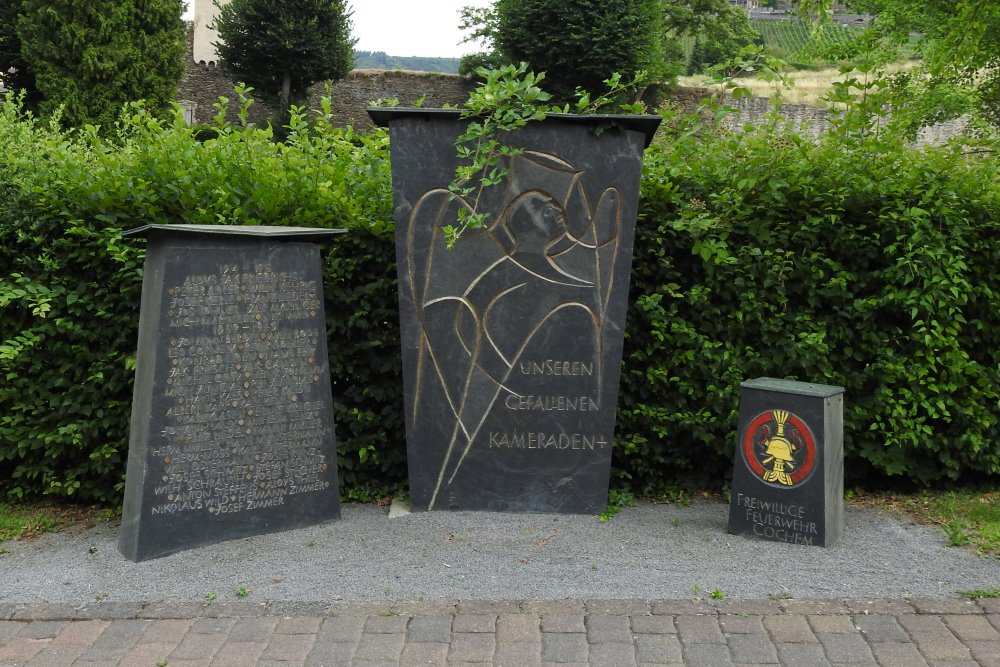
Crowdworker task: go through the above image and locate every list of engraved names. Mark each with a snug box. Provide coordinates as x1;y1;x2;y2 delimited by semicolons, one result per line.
152;262;330;517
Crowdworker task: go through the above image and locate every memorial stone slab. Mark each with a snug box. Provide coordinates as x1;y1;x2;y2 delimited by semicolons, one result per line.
728;377;845;547
119;224;344;561
370;109;661;513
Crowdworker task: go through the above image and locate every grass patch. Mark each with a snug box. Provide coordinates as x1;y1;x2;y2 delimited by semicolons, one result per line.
850;489;1000;559
958;587;1000;600
678;61;916;108
0;502;115;543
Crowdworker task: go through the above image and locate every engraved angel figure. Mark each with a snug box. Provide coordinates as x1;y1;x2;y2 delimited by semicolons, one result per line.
403;150;623;509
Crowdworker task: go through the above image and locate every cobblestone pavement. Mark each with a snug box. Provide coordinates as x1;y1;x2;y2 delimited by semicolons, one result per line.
0;597;998;666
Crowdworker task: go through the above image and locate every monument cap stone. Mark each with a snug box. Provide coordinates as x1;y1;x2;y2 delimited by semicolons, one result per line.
119;224;344;561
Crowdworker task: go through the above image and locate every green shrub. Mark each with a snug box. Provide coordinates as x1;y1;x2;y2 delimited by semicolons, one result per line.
0;96;403;503
2;86;998;504
617;105;1000;491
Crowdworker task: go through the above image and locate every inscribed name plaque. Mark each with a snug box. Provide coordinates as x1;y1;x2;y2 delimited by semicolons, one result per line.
370;108;661;513
728;377;845;547
119;224;344;561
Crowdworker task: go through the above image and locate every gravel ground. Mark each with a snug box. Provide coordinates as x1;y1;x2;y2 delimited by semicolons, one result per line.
1;500;997;604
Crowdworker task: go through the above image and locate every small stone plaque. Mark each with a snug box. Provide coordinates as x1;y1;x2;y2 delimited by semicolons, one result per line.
728;377;845;547
119;225;344;561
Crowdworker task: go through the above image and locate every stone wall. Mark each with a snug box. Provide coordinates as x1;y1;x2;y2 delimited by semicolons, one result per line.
306;70;474;129
177;24;276;126
177;61;969;146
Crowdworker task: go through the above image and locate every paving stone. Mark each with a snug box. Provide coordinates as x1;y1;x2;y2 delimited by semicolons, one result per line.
316;615;364;643
0;604;23;621
635;633;683;663
191;617;237;634
587;614;634;643
779;599;849;615
138;619;194;644
457;600;521;614
923;661;980;667
868;641;930;667
391;599;457;616
980;599;1000;614
407;615;453;643
853;614;910;642
399;641;449;666
12;604;74;621
226;617;278;642
809;614;858;634
908;598;982;615
763;614;817;643
258;631;316;661
24;644;85;666
817;631;875;663
0;637;50;663
676;614;725;644
844;599;916;615
541;614;586;633
15;620;66;639
0;620;24;642
364;614;409;634
497;613;541;642
327;601;393;616
651;599;716;615
683;643;734;666
776;642;831;666
542;632;589;662
169;631;227;661
90;619;150;649
304;641;358;665
589;641;638;667
139;603;209;619
899;615;971;661
965;644;1000;667
943;614;1000;641
118;641;177;666
541;662;588;667
353;632;404;662
452;613;497;633
72;602;143;620
715;600;782;616
521;600;585;615
719;615;765;634
210;641;267;666
448;632;495;662
273;616;323;635
586;599;650;615
263;602;329;618
727;633;778;664
631;614;677;634
204;601;268;618
494;641;542;667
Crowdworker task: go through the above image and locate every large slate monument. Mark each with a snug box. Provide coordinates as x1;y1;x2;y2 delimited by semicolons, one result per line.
371;109;660;513
119;225;343;561
728;377;845;547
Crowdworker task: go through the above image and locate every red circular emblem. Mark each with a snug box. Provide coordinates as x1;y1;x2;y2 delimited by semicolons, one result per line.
742;410;817;488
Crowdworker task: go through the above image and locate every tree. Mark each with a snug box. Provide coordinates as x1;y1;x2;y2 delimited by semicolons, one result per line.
16;0;186;129
0;0;37;105
213;0;355;114
798;0;1000;127
685;4;763;74
463;0;670;103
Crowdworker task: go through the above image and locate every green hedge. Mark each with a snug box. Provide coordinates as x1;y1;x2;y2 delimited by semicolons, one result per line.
618;110;1000;490
0;98;404;503
1;94;998;504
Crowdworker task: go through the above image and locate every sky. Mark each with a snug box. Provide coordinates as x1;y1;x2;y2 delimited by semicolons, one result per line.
183;0;493;59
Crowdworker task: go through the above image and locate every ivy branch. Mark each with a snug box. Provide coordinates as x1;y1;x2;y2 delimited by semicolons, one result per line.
444;64;652;248
444;63;554;248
